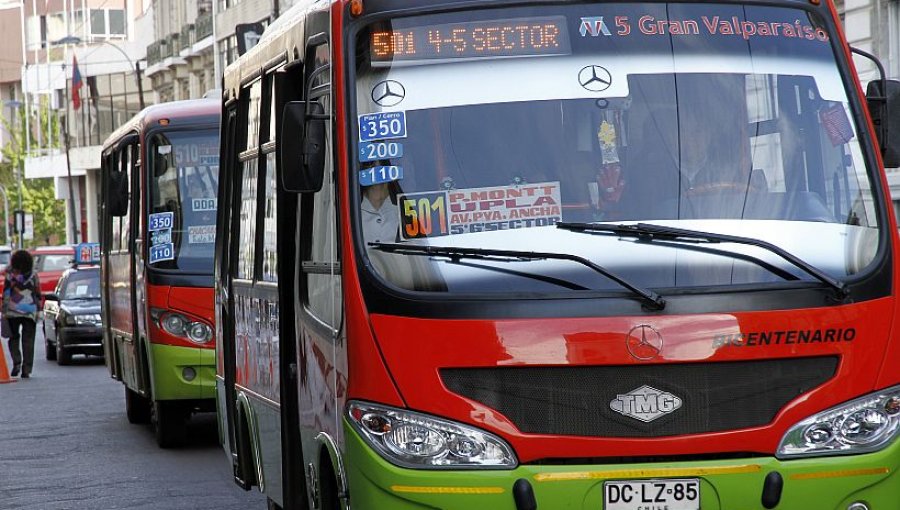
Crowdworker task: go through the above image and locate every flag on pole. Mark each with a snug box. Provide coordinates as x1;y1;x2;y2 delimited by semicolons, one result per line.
72;55;83;110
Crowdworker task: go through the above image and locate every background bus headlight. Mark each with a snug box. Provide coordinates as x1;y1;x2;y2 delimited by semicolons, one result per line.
151;308;213;345
348;401;517;469
777;385;900;458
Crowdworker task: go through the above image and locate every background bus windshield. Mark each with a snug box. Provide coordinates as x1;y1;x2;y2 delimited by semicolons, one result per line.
354;3;880;294
148;129;219;273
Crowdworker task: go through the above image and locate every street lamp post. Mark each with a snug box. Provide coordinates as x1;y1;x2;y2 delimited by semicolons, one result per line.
55;36;145;110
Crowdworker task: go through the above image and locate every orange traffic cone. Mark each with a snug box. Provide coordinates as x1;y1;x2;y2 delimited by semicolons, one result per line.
0;344;17;384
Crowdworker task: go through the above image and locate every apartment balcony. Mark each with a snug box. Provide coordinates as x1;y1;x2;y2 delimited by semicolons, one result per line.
196;13;213;41
159;34;179;60
180;23;195;52
147;40;162;66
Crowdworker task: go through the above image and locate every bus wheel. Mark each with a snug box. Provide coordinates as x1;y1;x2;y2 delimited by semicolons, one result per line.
125;387;151;424
152;400;188;448
265;498;282;510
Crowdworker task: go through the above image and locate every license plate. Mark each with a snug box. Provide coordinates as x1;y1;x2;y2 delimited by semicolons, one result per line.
604;479;700;510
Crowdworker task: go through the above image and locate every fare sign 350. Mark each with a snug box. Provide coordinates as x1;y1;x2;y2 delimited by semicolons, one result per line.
604;479;700;510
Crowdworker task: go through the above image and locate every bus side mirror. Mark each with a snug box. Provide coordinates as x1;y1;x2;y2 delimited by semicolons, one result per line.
281;101;327;193
107;171;129;217
866;79;900;168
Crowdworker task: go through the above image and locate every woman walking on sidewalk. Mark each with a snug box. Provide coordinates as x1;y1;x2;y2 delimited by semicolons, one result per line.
3;250;42;378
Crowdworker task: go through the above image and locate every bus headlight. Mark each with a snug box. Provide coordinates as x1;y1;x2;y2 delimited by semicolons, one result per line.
348;401;517;470
777;385;900;459
151;308;213;345
186;322;213;344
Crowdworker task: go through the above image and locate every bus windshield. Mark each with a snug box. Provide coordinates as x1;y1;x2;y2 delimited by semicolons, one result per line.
353;3;881;294
147;129;220;273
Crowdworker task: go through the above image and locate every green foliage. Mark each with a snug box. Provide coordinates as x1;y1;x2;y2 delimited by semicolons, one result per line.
0;100;67;247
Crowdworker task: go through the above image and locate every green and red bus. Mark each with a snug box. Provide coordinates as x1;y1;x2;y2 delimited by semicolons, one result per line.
217;0;900;508
101;98;221;447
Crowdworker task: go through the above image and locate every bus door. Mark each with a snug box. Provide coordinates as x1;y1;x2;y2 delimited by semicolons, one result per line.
292;35;348;509
227;76;286;501
218;102;243;482
100;149;119;380
107;135;140;390
130;139;151;393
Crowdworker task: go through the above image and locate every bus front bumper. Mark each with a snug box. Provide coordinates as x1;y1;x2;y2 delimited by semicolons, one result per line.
149;343;216;402
345;421;899;510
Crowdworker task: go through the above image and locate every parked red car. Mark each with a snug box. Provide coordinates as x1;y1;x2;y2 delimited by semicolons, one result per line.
30;246;76;295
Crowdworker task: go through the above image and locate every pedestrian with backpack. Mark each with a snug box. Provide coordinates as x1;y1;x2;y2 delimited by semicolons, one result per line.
3;250;42;378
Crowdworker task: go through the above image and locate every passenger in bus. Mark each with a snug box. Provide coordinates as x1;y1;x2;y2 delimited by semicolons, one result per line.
361;181;400;244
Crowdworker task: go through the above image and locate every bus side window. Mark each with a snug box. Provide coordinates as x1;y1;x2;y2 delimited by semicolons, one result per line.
262;76;278;283
236;80;263;281
111;151;122;253
120;142;132;251
302;42;342;327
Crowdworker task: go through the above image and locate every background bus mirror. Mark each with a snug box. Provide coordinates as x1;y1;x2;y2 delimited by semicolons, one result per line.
45;292;59;301
108;170;129;217
866;79;900;168
281;101;327;193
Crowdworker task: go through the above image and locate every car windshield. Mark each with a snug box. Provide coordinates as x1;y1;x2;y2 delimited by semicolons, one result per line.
353;3;881;294
0;251;10;266
61;270;100;299
147;128;219;273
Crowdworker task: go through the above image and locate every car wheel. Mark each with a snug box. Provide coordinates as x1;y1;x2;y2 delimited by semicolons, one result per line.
125;387;151;424
56;342;72;365
151;400;188;448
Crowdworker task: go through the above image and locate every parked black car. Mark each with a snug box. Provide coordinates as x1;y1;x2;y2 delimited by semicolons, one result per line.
43;267;102;365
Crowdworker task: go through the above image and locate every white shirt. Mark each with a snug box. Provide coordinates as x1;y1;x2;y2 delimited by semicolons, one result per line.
361;196;399;244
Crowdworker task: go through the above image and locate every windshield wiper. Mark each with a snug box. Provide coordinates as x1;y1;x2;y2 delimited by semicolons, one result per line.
556;222;848;300
369;242;666;310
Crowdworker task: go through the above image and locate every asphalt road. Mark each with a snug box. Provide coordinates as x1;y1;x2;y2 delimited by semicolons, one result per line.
0;329;266;510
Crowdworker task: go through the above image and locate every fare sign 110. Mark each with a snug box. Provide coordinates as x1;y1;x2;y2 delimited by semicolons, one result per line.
370;16;571;63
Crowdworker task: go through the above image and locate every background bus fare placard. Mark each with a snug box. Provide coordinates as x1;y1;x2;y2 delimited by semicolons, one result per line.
399;181;562;239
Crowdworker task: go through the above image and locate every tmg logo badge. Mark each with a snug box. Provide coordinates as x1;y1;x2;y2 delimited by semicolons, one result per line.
580;17;612;37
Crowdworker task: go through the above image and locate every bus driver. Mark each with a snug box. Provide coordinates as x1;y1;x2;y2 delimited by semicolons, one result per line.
361;181;400;244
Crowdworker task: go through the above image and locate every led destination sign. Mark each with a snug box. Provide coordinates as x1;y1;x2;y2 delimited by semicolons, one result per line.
371;16;571;64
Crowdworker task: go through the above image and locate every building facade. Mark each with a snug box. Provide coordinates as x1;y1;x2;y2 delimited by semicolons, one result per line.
144;0;215;102
21;0;151;244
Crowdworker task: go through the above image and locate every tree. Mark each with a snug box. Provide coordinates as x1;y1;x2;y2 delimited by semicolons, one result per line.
0;100;67;248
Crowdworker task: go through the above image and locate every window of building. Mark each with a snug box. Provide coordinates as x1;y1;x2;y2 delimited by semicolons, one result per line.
108;10;126;36
86;9;126;39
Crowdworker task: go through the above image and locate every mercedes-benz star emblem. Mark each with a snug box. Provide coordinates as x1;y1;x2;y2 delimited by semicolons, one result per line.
578;65;613;92
372;80;406;107
626;325;663;361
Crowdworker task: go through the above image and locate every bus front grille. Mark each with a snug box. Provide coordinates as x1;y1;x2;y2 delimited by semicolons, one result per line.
440;356;838;438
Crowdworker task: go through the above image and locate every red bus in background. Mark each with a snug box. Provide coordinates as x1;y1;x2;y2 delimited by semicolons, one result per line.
218;1;900;509
100;99;220;448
